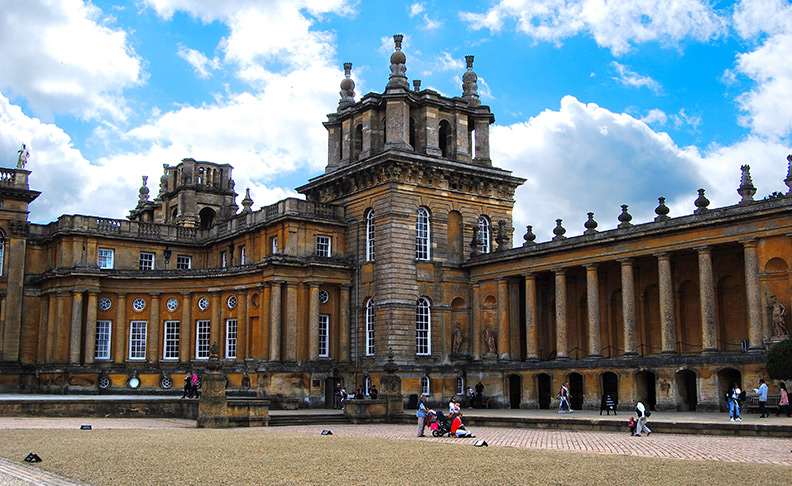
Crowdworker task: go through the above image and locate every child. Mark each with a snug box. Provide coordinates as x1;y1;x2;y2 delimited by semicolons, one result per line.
628;417;636;436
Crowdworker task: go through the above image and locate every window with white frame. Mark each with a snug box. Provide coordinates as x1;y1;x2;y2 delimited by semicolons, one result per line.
415;207;430;260
221;251;227;268
318;314;329;357
365;209;374;261
271;236;278;254
139;252;154;270
196;320;210;359
365;299;375;356
225;319;238;359
316;235;331;257
478;216;491;254
240;246;246;265
416;298;431;355
176;255;191;269
456;376;465;395
163;321;180;360
365;375;372;395
421;375;430;395
129;321;147;360
98;248;114;269
95;320;112;360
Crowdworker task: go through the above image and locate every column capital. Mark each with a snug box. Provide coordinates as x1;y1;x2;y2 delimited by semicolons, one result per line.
340;283;353;290
552;267;566;275
617;257;633;265
741;238;758;249
522;272;536;279
306;280;324;288
653;251;671;260
584;263;598;271
693;245;711;254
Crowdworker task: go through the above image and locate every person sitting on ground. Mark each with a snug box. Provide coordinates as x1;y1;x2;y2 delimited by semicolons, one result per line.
450;411;475;438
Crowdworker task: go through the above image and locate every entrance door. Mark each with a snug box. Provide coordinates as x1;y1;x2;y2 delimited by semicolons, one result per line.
537;374;551;409
602;372;619;408
508;375;521;409
325;377;339;409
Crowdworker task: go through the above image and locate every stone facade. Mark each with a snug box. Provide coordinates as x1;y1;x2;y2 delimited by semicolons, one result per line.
1;37;790;413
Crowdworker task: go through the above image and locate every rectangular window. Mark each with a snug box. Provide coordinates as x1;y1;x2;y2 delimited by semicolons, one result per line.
221;251;227;268
316;235;331;257
129;321;147;360
225;319;238;359
95;320;112;360
196;320;210;359
163;321;180;360
319;314;329;358
98;248;114;269
271;236;278;254
240;246;246;265
139;252;154;271
176;255;191;269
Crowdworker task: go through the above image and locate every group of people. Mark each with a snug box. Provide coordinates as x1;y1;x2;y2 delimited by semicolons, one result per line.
727;378;790;421
465;381;486;408
181;371;200;399
416;395;475;438
333;382;379;410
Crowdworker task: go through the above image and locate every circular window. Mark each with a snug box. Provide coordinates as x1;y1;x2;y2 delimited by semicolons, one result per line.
160;375;173;389
197;297;209;311
132;298;146;312
166;297;179;312
319;289;329;304
227;295;237;310
98;297;112;311
97;375;111;390
128;376;140;389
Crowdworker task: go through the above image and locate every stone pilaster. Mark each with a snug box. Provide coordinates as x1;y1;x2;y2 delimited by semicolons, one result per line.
620;259;637;357
285;282;298;361
743;240;764;351
83;291;99;364
114;293;127;363
497;277;510;360
657;253;677;354
148;293;161;363
524;273;539;361
472;282;482;359
308;281;321;360
269;280;283;361
180;293;192;363
697;247;718;354
69;291;84;364
340;284;351;363
238;290;248;361
554;269;569;360
585;264;602;359
45;292;58;363
210;290;221;352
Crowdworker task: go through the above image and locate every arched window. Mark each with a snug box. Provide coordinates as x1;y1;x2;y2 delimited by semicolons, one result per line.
456;376;465;395
416;297;431;355
439;120;450;158
0;233;4;276
415;207;430;261
366;299;375;356
366;209;374;262
478;216;491;254
421;375;431;395
364;375;372;395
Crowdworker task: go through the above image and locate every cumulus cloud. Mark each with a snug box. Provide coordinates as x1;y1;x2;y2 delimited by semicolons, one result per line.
460;0;726;55
0;0;143;120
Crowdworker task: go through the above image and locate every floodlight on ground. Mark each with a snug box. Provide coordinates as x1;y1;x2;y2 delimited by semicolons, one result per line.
24;453;42;462
80;425;92;430
474;440;488;447
321;430;333;435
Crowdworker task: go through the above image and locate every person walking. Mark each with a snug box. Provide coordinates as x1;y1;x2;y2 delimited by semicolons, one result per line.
190;372;200;399
182;372;193;399
475;381;484;408
416;395;430;437
558;382;572;414
777;382;790;417
754;378;769;418
728;383;743;422
632;399;652;437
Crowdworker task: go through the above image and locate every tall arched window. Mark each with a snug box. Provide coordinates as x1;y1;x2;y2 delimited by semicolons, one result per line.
416;297;431;355
415;207;430;261
478;216;491;254
456;376;465;395
366;299;375;356
421;375;431;395
366;209;374;262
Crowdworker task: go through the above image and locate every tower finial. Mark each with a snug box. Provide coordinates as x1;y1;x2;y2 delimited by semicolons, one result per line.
462;55;480;107
339;62;355;107
387;34;408;90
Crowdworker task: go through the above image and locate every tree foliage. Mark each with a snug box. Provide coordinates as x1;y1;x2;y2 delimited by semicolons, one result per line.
767;338;792;380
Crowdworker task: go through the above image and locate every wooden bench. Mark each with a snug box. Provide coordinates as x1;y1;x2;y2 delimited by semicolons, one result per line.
746;395;780;413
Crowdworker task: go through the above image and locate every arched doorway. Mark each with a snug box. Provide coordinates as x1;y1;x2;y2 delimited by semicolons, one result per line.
635;370;657;410
199;207;216;229
536;373;551;409
568;373;584;410
601;371;619;409
717;368;742;412
675;369;697;411
508;374;521;409
325;377;340;409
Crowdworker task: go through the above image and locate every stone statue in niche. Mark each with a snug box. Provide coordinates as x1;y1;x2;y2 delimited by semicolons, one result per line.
483;324;496;355
452;322;463;355
769;295;789;337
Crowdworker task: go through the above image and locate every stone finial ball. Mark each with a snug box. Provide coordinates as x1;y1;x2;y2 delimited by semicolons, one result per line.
391;50;406;64
340;78;355;90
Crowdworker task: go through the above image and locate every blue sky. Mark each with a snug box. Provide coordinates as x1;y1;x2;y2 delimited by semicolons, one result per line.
1;0;791;240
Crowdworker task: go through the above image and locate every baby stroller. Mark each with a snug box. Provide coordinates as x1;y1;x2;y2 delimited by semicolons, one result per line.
429;410;452;437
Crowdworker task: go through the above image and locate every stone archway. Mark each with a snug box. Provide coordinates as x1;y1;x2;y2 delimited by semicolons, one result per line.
635;370;657;411
717;368;742;412
508;374;521;409
536;373;552;409
601;371;619;408
675;369;697;411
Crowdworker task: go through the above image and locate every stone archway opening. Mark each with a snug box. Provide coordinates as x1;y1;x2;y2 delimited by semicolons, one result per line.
635;370;657;411
508;374;521;409
675;369;697;411
717;368;742;412
568;372;584;410
536;373;552;409
601;371;619;409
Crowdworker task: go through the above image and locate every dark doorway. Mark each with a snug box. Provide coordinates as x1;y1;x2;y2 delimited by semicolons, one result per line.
675;369;697;411
717;368;742;412
199;207;216;229
602;372;619;409
508;374;521;409
325;377;339;409
635;370;657;410
569;373;584;410
537;373;551;409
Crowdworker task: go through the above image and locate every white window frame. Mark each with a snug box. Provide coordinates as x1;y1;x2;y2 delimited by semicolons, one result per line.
176;255;191;269
365;299;375;356
98;248;114;269
365;375;372;395
456;376;465;395
416;297;431;356
163;321;180;360
421;375;431;395
240;246;246;265
415;207;430;260
139;252;154;271
316;235;331;257
221;251;227;268
478;216;491;254
318;314;329;358
225;319;238;359
271;236;278;254
95;320;112;360
128;321;147;360
365;209;374;262
196;320;211;359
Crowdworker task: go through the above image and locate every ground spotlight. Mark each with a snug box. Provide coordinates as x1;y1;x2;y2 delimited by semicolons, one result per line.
474;440;488;447
24;453;42;463
321;430;333;435
80;425;92;430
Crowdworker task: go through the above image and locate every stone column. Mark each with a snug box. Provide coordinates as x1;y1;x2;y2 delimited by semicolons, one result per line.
285;282;298;361
524;273;539;361
554;269;569;360
269;280;283;361
657;252;677;354
620;259;638;357
472;282;482;359
180;293;193;363
308;281;321;361
69;291;84;364
743;240;764;352
45;292;58;363
83;291;99;364
148;293;161;363
114;293;127;363
497;277;510;360
38;294;50;363
238;290;248;361
210;290;222;352
586;264;602;359
340;284;351;363
697;246;718;354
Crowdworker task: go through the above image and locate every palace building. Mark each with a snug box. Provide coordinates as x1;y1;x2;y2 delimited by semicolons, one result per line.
1;36;790;412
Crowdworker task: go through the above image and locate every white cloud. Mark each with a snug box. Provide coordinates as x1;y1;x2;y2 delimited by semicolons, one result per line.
639;108;668;125
409;3;425;18
732;0;792;38
611;62;662;92
422;15;442;30
0;0;143;120
460;0;726;55
177;45;220;79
